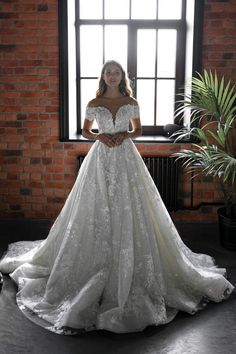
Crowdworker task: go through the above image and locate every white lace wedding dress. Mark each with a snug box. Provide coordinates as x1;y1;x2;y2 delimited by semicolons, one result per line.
0;96;234;335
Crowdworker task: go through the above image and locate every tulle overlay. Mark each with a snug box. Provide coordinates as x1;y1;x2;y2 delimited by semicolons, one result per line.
0;100;234;335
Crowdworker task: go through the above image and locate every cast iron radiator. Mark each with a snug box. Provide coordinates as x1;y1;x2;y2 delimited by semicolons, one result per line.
142;156;180;211
77;155;180;211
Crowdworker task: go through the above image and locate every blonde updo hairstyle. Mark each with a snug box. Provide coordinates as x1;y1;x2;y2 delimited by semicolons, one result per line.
96;60;133;98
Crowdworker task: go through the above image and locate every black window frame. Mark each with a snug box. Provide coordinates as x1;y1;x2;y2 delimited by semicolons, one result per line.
59;0;204;142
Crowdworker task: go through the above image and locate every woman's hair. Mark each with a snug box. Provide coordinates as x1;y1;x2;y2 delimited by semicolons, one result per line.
96;60;133;98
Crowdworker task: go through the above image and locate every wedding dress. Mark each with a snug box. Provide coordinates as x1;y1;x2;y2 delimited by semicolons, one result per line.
0;96;234;335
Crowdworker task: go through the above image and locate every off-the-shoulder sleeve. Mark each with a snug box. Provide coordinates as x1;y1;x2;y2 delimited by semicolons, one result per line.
85;106;96;121
130;103;140;119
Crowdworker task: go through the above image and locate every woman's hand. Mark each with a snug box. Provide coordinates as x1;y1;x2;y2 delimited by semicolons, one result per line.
112;119;142;146
97;133;117;148
112;132;128;146
97;132;128;147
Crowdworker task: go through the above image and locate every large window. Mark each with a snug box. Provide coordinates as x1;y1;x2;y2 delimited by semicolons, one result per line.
59;0;204;141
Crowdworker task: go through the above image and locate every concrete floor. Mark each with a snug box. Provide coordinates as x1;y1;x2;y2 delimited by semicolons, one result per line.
0;222;236;354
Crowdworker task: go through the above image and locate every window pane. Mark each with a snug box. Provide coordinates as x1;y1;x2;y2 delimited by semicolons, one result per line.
131;0;156;19
136;80;155;125
157;30;177;77
105;26;128;71
105;0;129;19
156;80;175;125
80;26;103;77
158;0;182;19
79;0;103;19
137;30;156;77
81;79;98;129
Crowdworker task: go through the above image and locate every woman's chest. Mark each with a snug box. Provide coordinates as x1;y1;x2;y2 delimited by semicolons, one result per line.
95;105;131;132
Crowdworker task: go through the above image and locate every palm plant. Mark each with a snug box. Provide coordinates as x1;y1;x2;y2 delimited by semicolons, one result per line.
173;70;236;218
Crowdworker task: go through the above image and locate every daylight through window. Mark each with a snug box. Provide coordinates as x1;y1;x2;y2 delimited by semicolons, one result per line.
59;0;204;140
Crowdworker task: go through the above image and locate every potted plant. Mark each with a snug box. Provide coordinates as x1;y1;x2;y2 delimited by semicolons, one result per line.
173;70;236;250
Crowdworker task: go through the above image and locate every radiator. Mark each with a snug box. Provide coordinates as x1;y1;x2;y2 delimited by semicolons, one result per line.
142;156;180;211
77;155;180;211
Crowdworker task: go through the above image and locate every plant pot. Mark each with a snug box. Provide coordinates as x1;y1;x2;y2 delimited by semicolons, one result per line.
218;207;236;251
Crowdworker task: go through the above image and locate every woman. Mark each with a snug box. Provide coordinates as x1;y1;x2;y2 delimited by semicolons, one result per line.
0;60;234;335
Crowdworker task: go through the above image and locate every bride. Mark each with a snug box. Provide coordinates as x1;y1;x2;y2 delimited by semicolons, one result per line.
0;60;234;335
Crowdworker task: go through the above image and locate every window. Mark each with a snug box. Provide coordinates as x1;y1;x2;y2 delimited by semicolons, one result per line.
59;0;204;141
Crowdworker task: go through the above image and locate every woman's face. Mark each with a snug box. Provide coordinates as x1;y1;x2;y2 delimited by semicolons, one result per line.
103;64;123;89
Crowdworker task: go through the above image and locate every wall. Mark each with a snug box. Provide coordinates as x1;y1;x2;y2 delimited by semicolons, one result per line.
203;0;236;79
0;0;236;223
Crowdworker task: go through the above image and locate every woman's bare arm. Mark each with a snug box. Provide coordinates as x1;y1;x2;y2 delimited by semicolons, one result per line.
82;119;116;147
128;118;142;138
82;119;99;140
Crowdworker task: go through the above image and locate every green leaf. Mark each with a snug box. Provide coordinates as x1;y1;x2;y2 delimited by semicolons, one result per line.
218;75;225;107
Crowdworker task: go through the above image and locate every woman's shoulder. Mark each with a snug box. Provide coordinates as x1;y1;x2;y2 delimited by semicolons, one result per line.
125;96;139;106
86;98;100;108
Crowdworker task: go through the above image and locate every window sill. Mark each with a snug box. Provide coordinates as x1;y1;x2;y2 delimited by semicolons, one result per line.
61;134;191;144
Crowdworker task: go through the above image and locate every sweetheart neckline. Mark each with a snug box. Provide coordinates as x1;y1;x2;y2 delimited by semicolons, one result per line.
87;104;137;127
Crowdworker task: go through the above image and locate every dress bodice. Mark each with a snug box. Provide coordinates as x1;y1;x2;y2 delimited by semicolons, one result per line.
85;96;140;134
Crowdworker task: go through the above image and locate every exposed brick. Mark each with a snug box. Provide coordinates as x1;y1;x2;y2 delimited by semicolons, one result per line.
47;197;65;204
45;181;66;189
31;173;42;180
7;173;17;180
25;196;46;204
32;188;43;196
0;149;22;156
28;181;43;188
0;13;19;19
222;52;234;59
30;157;41;164
31;204;43;212
42;157;52;165
19;172;30;180
20;187;32;195
51;174;64;181
10;204;21;211
37;3;49;12
2;164;23;172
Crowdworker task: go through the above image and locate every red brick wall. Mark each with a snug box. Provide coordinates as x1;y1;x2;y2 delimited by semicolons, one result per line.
0;0;236;222
203;0;236;81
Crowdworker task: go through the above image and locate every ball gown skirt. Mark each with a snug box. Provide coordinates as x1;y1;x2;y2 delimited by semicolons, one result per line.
0;101;234;335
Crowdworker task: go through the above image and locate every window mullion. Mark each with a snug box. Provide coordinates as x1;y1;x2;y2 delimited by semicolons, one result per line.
102;0;105;18
75;1;81;133
174;24;186;125
128;24;137;97
58;0;69;140
102;25;105;63
154;29;158;126
181;0;187;20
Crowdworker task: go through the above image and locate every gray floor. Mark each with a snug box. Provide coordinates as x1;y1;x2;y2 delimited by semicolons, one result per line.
0;222;236;354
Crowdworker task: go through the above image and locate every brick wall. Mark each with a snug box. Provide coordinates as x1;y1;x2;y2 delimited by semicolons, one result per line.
203;0;236;80
0;0;236;223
